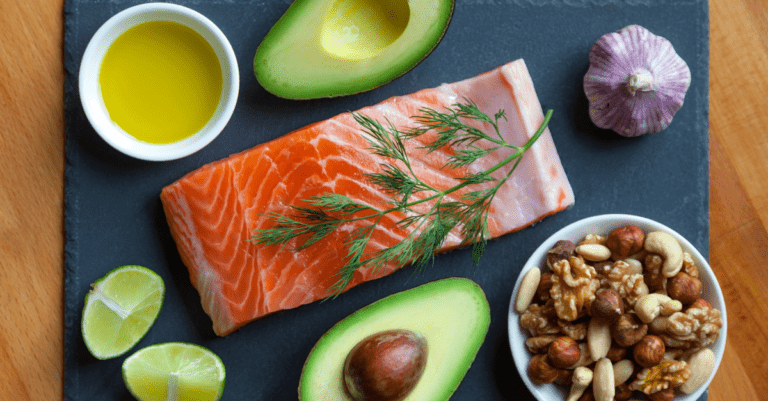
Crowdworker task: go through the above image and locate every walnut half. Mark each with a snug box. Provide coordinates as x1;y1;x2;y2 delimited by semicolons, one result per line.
550;257;600;321
520;301;560;337
628;360;691;395
602;260;649;307
662;302;723;350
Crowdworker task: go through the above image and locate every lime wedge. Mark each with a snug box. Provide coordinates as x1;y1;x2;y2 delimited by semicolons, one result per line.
81;265;165;360
122;342;226;401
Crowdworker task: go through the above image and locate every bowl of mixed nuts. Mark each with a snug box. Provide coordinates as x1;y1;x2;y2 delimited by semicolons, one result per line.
508;214;726;401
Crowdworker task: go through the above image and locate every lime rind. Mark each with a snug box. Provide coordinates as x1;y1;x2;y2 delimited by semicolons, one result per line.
81;265;165;360
122;342;226;401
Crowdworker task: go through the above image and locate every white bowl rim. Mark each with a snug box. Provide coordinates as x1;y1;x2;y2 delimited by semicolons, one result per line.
78;2;239;161
508;213;727;401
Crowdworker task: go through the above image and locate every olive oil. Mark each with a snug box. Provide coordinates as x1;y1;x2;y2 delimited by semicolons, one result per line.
99;21;223;144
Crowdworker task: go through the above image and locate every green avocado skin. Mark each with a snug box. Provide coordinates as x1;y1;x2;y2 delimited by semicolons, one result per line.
298;277;490;401
254;0;455;100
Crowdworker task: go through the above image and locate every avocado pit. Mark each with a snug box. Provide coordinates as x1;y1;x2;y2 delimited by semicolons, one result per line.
343;329;428;401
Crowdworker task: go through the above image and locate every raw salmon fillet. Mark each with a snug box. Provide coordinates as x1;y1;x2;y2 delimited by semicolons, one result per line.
161;59;574;336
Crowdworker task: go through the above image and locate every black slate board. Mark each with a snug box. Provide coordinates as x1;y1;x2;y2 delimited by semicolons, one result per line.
64;0;709;399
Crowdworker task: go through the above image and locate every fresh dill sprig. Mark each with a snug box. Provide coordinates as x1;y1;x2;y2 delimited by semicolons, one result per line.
251;99;553;298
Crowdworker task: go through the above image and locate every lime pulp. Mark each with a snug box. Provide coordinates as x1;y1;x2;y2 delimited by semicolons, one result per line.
122;342;226;401
81;265;165;360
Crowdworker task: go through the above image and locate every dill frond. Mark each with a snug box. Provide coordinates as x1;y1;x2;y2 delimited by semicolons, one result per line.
253;101;553;298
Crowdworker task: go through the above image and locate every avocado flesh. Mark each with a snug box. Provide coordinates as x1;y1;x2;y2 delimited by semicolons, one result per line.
254;0;454;99
299;278;490;400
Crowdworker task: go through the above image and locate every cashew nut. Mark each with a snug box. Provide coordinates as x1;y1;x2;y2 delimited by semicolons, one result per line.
644;231;683;277
566;366;593;401
592;358;615;401
515;267;541;313
634;293;683;323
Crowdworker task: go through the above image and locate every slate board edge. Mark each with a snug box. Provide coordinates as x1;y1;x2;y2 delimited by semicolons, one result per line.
63;0;81;399
61;0;712;400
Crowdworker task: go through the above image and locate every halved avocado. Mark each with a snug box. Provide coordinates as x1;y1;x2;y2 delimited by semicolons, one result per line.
254;0;455;99
298;278;490;400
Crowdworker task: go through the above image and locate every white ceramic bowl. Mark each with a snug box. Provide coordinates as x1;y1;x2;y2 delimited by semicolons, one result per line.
508;214;727;401
79;3;239;161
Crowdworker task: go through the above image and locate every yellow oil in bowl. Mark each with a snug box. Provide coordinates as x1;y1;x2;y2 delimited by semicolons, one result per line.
99;20;223;144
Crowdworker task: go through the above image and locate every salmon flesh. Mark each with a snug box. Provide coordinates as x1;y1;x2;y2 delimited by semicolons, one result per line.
160;59;574;336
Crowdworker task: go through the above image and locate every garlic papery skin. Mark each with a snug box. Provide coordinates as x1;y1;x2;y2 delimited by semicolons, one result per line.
583;25;691;137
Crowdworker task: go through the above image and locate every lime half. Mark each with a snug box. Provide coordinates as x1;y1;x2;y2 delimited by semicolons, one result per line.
122;342;226;401
81;265;165;360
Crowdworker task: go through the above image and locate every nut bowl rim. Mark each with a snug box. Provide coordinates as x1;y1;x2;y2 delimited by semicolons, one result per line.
507;213;727;401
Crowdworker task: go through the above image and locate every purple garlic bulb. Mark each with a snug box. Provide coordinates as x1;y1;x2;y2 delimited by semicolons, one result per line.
583;25;691;137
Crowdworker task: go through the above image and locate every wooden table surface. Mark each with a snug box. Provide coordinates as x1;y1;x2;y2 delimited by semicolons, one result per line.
1;0;764;399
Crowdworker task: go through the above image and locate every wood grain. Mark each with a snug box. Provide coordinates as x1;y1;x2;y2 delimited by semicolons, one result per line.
0;0;763;399
708;0;768;399
0;0;65;400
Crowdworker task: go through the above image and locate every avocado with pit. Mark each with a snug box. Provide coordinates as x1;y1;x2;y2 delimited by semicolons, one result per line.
298;277;490;400
254;0;455;99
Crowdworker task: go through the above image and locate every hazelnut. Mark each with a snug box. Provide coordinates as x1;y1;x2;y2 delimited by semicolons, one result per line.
611;313;648;348
343;329;427;401
689;298;712;310
606;225;645;259
667;272;703;305
633;335;665;368
548;336;581;368
590;289;624;322
547;240;576;269
527;354;559;384
535;272;554;303
647;388;676;401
